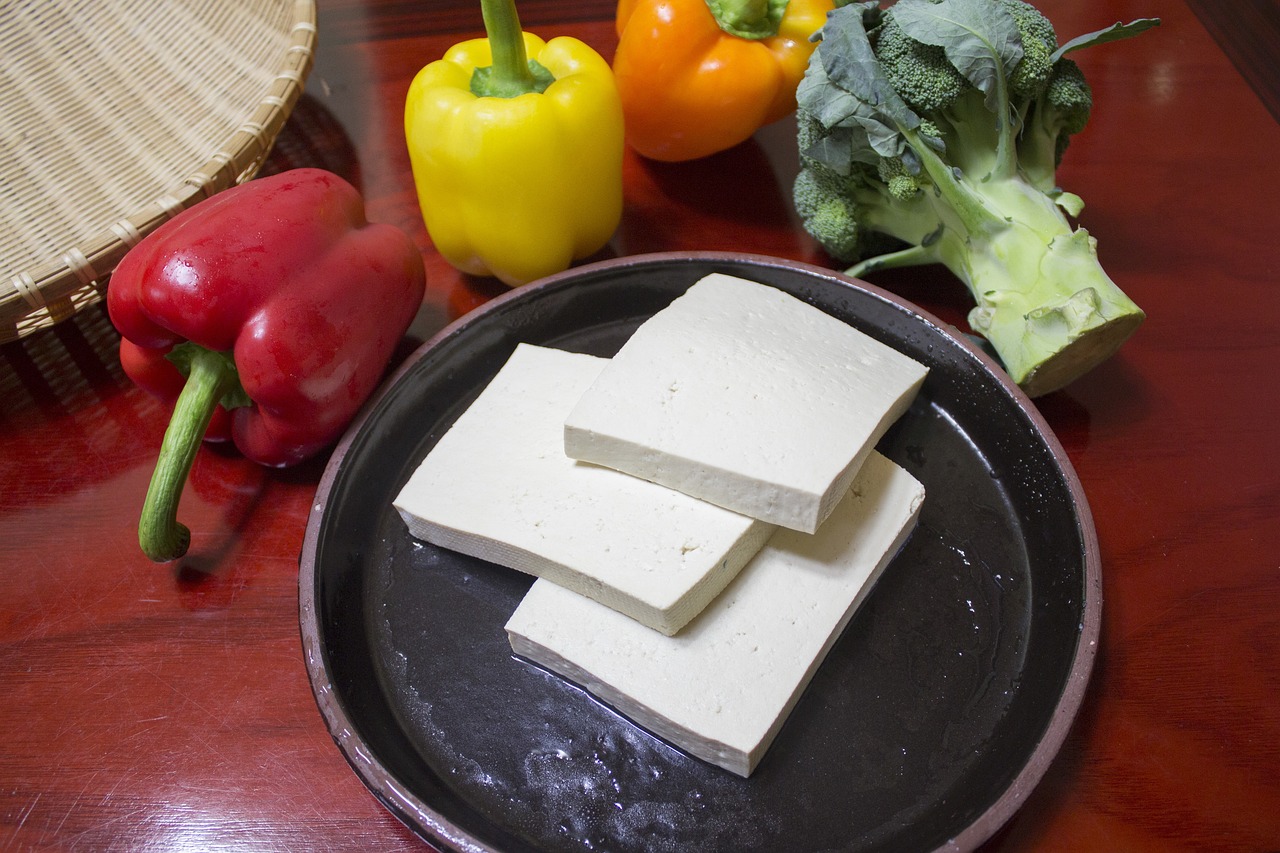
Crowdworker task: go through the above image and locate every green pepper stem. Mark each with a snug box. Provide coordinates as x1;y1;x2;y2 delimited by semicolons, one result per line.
138;346;240;562
472;0;552;98
705;0;787;40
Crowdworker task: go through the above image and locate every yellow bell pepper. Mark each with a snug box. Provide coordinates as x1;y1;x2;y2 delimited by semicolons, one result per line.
404;0;624;287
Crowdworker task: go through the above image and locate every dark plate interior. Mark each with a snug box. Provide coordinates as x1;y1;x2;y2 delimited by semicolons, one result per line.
299;252;1099;853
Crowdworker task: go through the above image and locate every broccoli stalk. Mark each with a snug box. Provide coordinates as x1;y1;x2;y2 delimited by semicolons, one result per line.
794;0;1158;396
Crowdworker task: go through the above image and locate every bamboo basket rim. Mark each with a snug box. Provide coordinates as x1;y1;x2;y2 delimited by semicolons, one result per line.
0;0;318;346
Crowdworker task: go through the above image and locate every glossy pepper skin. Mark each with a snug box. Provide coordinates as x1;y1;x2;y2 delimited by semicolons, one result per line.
107;168;426;561
614;0;835;162
404;0;624;287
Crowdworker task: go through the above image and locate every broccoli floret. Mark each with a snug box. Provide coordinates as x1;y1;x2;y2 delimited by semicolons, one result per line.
794;165;867;263
1044;59;1093;137
877;157;924;201
1001;0;1058;100
1021;58;1093;193
794;0;1158;396
796;110;944;262
874;14;968;114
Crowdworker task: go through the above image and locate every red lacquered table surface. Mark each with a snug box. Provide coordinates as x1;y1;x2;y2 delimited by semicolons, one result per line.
3;1;1278;850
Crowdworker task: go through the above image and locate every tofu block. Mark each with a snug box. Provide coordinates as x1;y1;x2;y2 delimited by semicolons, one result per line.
505;451;925;777
564;273;928;533
393;344;774;636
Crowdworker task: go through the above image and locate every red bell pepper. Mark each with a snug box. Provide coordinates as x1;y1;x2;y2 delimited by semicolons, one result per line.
107;168;426;562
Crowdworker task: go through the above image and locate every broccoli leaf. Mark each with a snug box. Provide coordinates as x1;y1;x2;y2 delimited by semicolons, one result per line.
797;51;885;172
803;128;865;175
816;3;921;157
1051;18;1161;63
891;0;1022;113
798;51;869;131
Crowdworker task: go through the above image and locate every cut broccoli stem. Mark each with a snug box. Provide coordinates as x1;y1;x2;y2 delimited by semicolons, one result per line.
931;187;1145;395
872;135;1143;395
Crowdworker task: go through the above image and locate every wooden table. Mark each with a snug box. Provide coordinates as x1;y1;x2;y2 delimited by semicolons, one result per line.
3;0;1277;849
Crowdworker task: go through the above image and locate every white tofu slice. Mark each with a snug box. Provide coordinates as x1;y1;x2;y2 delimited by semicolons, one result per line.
393;344;774;636
505;451;924;778
564;273;928;533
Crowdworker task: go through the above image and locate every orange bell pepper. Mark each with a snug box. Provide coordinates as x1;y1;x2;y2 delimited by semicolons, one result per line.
613;0;835;162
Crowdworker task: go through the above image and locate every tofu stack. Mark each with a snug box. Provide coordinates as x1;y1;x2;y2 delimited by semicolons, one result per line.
393;343;774;637
394;273;929;777
565;273;926;534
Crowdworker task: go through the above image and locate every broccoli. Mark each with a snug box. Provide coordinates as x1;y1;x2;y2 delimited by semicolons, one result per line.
794;0;1159;396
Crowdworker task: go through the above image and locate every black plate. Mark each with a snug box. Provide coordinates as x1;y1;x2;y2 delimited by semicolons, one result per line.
299;252;1100;853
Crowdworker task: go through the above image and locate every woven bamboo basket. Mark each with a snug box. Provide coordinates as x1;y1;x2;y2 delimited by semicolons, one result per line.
0;0;317;345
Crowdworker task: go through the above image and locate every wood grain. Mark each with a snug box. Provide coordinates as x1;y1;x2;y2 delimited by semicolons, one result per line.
1185;0;1280;121
2;0;1277;850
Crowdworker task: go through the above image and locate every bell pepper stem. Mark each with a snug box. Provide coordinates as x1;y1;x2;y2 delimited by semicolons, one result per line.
705;0;788;40
473;0;553;97
138;345;240;562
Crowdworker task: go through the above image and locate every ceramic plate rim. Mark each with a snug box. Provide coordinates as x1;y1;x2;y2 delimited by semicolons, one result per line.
297;251;1101;852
